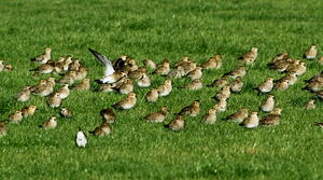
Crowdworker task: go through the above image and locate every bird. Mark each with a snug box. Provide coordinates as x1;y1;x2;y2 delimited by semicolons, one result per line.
154;59;170;76
187;67;203;80
74;67;88;81
48;93;62;108
317;90;323;100
145;106;169;123
99;84;115;93
57;84;70;99
208;78;228;88
9;111;23;124
288;62;307;76
202;108;217;124
112;92;137;110
305;99;316;110
124;58;138;72
239;47;258;65
59;71;77;85
240;112;259;128
137;73;151;88
31;48;52;64
226;108;249;123
146;89;159;102
184;79;203;90
213;98;227;112
304;81;323;92
89;122;112;136
128;67;146;80
230;77;244;93
227;66;247;79
76;128;87;147
257;78;274;93
115;78;133;94
0;60;4;72
178;100;200;117
55;56;73;73
100;108;116;123
304;45;317;59
30;63;54;74
74;78;91;91
31;78;55;97
21;105;37;118
0;122;7;137
88;48;115;77
201;55;222;70
319;57;323;65
157;80;172;97
275;80;289;91
16;86;31;102
168;66;185;79
314;122;323;128
280;73;298;85
60;108;73;118
261;95;275;112
214;86;231;100
165;115;185;131
143;59;156;71
260;108;282;126
69;59;81;71
97;71;127;84
41;116;57;129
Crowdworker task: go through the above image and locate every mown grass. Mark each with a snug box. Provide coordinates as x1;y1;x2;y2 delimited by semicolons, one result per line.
0;0;322;179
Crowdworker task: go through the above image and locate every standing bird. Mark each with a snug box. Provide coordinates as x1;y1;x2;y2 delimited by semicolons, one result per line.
76;129;87;147
112;92;137;110
184;79;203;90
143;59;156;71
240;112;259;128
165;115;185;131
239;47;258;65
157;80;172;97
201;55;222;70
89;123;112;136
257;78;274;93
226;108;249;123
74;78;91;91
230;77;244;93
31;48;52;64
275;79;289;91
0;122;7;137
57;84;70;99
100;108;116;123
261;108;282;126
9;111;23;124
187;67;203;80
261;95;275;112
17;86;31;102
154;59;170;76
146;89;159;102
60;108;73;118
30;63;54;74
202;108;217;124
145;106;169;123
21;105;37;118
137;73;151;88
178;100;200;117
305;99;316;110
41;116;57;129
304;45;317;59
48;93;62;108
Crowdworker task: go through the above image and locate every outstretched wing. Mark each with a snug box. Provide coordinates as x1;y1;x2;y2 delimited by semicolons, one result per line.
88;48;115;76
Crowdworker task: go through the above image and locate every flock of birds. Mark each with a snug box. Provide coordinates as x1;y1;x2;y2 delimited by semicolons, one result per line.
0;45;322;148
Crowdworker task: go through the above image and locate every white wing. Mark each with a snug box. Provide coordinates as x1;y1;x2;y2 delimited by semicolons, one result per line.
89;48;115;76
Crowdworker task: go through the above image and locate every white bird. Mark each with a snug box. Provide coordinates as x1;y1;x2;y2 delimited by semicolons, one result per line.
89;48;116;82
75;129;87;148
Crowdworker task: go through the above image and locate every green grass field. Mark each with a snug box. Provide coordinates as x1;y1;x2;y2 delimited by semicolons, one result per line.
0;0;322;179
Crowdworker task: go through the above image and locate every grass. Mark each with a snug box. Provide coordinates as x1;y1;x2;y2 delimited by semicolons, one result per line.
0;0;323;179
